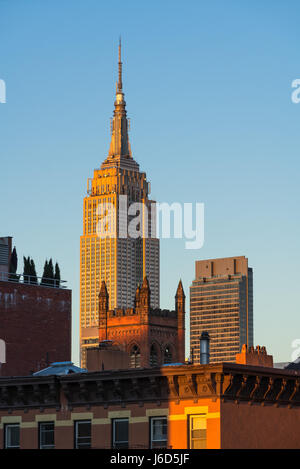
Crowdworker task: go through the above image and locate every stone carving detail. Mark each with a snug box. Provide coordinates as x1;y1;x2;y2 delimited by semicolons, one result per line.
167;375;178;397
178;374;197;398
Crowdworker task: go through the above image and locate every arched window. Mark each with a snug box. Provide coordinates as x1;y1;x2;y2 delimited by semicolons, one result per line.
130;345;141;368
164;346;172;364
150;344;158;367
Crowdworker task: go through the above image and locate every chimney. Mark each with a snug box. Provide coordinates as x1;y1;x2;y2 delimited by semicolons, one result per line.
200;331;210;365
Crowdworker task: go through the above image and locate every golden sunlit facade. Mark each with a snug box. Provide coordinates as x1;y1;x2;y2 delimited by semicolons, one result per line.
80;41;159;365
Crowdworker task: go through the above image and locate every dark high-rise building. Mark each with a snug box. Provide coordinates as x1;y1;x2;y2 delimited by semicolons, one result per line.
0;237;12;277
190;256;253;364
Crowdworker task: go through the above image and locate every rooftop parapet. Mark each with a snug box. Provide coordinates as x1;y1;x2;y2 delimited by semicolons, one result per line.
107;307;177;319
150;308;177;318
236;344;273;367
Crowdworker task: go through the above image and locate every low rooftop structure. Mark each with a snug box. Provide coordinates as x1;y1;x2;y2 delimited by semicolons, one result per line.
86;341;130;372
33;362;87;376
236;344;273;367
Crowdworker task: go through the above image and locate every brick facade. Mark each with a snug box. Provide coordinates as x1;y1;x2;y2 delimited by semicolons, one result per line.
0;363;300;449
0;280;71;376
94;277;185;368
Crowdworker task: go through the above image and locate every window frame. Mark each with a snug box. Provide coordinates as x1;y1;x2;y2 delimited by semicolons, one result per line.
4;423;20;449
150;344;159;367
38;421;55;449
74;420;92;449
112;418;129;449
188;414;207;449
163;346;173;364
130;345;141;368
150;416;168;449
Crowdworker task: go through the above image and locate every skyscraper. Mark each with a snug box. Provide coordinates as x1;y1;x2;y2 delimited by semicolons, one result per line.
80;41;159;365
190;256;253;364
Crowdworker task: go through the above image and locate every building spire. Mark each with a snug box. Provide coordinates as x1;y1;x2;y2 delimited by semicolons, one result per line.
106;38;132;160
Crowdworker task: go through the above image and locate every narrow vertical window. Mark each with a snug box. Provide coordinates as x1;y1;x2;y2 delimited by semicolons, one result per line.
150;344;158;367
163;346;172;364
150;417;167;448
74;420;91;449
112;418;129;449
189;415;207;449
39;422;55;449
4;424;20;449
130;345;141;368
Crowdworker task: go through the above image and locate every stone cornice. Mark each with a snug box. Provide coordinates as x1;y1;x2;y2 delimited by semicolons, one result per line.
1;364;300;410
0;375;60;410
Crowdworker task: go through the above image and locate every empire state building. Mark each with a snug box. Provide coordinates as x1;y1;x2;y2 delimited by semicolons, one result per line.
80;41;160;364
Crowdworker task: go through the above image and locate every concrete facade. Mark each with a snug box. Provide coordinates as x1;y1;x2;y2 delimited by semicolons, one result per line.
190;256;253;364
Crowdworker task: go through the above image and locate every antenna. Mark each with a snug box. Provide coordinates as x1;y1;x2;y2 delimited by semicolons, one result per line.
118;37;123;93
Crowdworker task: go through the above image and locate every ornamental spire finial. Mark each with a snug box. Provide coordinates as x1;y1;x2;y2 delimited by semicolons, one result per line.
106;38;134;161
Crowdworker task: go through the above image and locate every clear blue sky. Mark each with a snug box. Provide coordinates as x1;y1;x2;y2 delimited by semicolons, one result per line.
1;0;300;364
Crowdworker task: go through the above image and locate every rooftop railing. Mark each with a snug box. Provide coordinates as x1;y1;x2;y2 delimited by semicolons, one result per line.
0;271;67;289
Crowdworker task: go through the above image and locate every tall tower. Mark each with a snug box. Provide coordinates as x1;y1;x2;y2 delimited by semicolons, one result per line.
80;41;160;366
190;256;253;364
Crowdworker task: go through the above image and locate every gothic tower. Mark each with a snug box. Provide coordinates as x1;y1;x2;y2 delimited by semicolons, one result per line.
175;280;186;364
96;277;185;369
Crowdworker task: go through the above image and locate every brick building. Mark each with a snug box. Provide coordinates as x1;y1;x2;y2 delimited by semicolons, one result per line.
0;279;71;376
0;362;300;449
82;277;185;369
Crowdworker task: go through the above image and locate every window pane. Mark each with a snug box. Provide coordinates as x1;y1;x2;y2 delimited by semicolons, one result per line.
115;420;128;441
77;422;91;438
75;421;91;449
113;419;128;448
152;419;167;440
189;416;206;450
130;346;141;368
192;438;206;449
150;346;158;367
151;418;167;449
6;425;20;449
164;347;172;364
40;422;55;449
